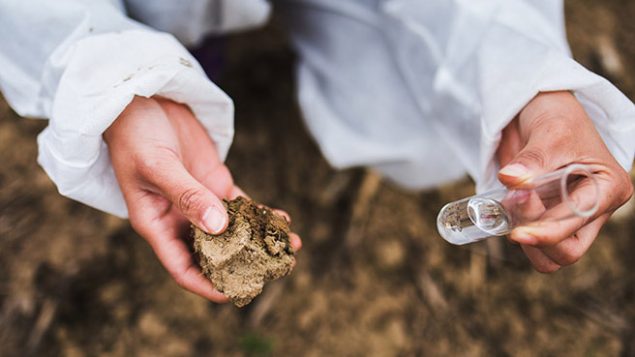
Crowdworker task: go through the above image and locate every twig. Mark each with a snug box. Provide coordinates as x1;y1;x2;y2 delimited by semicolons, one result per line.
248;281;285;328
344;170;382;249
415;270;448;313
318;172;354;206
27;298;58;354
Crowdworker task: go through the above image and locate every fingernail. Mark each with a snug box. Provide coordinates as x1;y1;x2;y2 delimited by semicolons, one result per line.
512;228;538;245
499;163;529;178
512;190;530;204
202;206;226;234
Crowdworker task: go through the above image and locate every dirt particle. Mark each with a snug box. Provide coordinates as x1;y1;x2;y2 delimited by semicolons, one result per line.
137;312;168;338
193;197;295;307
179;57;193;67
374;239;405;270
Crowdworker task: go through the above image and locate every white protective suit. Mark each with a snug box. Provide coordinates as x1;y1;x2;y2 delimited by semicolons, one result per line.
0;0;633;218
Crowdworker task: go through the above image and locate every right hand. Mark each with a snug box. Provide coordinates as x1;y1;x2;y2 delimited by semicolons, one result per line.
104;96;301;301
497;91;632;273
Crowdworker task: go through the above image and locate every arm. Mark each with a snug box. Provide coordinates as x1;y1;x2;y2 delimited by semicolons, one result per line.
378;0;634;186
496;91;632;272
391;0;635;271
104;96;300;300
0;1;302;300
0;0;234;300
0;0;234;217
278;0;634;270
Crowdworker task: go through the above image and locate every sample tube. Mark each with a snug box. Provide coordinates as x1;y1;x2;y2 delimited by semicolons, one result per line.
436;164;600;245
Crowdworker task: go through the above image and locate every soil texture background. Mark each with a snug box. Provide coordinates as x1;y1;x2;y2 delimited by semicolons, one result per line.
1;1;635;355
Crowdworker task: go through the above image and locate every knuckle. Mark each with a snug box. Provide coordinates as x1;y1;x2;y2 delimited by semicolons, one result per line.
534;263;561;274
128;211;152;239
532;110;573;132
137;147;180;178
518;147;547;169
551;118;575;139
527;114;579;159
531;112;570;135
177;187;203;214
173;272;187;288
619;173;634;204
209;164;235;196
606;169;634;212
137;157;165;179
171;266;190;288
553;251;581;266
534;234;560;247
128;216;145;236
171;265;198;290
211;164;231;179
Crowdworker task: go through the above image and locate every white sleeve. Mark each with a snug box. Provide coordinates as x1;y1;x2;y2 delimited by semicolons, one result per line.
125;0;271;46
384;0;635;192
0;0;234;218
278;0;634;193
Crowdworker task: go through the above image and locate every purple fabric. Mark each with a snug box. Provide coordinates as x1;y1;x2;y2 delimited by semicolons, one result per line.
190;36;226;81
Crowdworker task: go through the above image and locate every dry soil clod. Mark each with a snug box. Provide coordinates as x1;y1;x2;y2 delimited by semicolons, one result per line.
192;197;295;307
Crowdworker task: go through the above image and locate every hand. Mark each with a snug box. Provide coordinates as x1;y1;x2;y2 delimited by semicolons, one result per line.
496;91;633;272
104;96;302;300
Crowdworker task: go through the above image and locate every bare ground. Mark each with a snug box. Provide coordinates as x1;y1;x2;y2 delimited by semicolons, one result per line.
1;1;635;356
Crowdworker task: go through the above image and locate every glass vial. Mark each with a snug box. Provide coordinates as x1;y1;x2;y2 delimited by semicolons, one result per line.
436;164;600;245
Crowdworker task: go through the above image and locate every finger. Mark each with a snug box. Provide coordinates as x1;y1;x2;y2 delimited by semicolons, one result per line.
521;245;561;273
126;196;228;303
195;164;247;202
497;147;553;187
289;232;302;252
141;158;228;234
150;231;229;302
497;117;523;167
229;185;249;199
270;208;299;251
196;164;237;200
498;112;575;187
273;209;292;224
510;178;607;246
502;189;546;234
539;214;608;266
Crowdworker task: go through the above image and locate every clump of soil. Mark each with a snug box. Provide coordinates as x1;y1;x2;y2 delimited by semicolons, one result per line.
192;197;295;307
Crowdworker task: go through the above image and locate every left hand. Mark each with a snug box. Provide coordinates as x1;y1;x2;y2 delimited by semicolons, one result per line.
496;91;633;272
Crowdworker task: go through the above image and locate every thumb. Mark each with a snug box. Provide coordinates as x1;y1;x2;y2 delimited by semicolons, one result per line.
498;92;584;187
498;131;566;188
498;162;535;188
144;159;229;234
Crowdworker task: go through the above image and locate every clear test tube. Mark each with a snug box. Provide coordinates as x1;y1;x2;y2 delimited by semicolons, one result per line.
436;164;600;245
